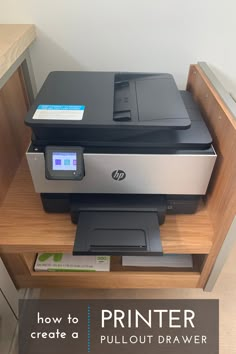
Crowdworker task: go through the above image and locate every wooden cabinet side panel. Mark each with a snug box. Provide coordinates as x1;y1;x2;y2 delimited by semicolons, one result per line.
0;69;30;204
0;253;30;289
187;65;236;287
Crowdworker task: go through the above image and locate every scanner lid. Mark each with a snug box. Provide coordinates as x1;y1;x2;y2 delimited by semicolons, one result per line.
25;71;191;130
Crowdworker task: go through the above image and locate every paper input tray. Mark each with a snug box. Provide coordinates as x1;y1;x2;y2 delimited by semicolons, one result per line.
73;211;163;256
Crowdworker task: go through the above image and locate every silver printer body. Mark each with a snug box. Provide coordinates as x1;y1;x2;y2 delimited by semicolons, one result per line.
27;151;216;195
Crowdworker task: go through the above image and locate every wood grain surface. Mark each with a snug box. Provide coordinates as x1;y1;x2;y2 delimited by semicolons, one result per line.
14;271;200;289
187;65;236;287
0;24;36;80
2;251;200;289
0;69;30;203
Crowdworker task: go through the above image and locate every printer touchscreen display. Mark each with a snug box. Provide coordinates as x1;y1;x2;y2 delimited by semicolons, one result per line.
52;152;77;171
45;146;84;180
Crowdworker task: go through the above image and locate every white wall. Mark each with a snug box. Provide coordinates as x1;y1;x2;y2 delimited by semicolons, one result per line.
1;0;236;97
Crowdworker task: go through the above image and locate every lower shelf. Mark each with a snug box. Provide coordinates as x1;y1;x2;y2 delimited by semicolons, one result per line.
14;253;203;289
15;271;201;289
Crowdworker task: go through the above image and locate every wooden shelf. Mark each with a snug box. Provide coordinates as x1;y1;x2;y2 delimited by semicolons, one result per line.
8;253;200;289
22;253;200;274
0;158;214;255
14;271;201;289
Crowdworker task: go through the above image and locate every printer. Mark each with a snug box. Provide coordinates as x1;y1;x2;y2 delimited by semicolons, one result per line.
25;72;216;256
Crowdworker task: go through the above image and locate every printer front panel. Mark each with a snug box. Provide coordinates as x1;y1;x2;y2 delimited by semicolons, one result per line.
26;149;216;195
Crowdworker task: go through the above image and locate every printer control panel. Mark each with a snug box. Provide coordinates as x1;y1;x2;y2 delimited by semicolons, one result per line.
45;146;84;180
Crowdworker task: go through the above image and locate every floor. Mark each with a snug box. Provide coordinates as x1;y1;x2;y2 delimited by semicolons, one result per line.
38;242;236;354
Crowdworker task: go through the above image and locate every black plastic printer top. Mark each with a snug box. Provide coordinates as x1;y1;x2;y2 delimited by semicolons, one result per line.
25;71;213;150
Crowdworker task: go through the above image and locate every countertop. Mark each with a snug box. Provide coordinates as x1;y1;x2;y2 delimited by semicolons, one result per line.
0;24;36;80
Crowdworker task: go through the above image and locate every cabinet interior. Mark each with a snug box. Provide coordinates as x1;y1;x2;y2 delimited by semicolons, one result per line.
0;63;235;289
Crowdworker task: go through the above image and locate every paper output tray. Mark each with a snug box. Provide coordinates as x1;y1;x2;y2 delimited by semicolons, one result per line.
73;211;163;256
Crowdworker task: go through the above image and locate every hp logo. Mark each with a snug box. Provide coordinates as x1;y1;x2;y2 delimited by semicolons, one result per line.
112;170;126;181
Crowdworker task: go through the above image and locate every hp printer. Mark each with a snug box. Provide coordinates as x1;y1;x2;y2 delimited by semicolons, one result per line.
25;72;216;256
